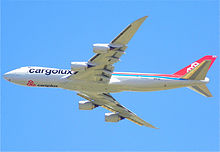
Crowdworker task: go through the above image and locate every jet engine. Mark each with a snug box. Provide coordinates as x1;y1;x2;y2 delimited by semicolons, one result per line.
93;43;110;54
71;62;88;71
105;113;123;122
79;100;97;110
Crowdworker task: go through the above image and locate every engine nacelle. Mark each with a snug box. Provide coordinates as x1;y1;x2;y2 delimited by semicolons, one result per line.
93;43;110;54
71;62;87;71
105;113;123;122
79;100;96;110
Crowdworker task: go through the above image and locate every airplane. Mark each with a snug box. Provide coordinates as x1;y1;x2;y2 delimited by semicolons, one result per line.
3;16;217;129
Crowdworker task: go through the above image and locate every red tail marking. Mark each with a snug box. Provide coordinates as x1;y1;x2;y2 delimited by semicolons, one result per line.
174;55;217;77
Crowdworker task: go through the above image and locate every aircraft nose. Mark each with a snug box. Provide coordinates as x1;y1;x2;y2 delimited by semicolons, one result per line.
3;71;16;81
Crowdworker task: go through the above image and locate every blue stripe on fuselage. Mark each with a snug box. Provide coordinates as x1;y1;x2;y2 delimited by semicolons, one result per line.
112;74;185;80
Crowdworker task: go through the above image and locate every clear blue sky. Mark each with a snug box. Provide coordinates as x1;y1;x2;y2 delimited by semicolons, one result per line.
1;0;219;151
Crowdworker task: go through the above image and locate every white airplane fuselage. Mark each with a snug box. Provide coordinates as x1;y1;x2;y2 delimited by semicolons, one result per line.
3;15;217;128
4;66;209;93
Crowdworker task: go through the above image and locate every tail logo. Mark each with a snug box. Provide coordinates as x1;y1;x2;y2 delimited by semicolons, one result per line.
187;62;199;73
27;80;36;86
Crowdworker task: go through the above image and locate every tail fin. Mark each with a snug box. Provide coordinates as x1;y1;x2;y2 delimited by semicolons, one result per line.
181;60;211;80
174;55;217;77
174;55;217;97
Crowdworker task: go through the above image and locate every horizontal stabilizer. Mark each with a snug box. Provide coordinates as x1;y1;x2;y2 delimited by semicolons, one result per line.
188;84;212;97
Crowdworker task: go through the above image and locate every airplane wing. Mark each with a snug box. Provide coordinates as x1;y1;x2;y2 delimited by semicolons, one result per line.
68;16;148;83
77;92;158;129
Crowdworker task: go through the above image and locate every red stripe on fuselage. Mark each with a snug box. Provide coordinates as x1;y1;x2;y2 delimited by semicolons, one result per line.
113;72;181;78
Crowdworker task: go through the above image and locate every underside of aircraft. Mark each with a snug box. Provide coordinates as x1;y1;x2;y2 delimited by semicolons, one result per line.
4;16;217;128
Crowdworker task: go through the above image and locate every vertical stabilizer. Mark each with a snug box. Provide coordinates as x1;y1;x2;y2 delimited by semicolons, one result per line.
174;55;217;77
181;60;211;80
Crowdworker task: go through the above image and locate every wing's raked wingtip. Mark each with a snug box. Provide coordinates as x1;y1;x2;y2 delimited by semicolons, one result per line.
145;126;159;129
151;126;159;129
132;16;148;24
138;16;148;21
142;16;148;19
144;124;159;129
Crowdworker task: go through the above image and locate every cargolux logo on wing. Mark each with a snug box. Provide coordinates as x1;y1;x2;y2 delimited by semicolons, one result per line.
187;62;199;73
27;80;36;86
